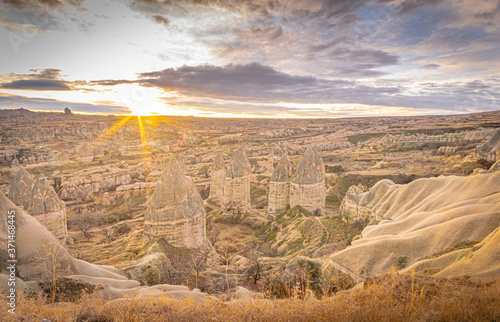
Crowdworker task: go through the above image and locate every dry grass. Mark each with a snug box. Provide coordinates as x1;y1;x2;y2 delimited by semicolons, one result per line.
1;272;499;321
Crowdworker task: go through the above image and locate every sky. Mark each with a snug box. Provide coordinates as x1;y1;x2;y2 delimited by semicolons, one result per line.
0;0;499;118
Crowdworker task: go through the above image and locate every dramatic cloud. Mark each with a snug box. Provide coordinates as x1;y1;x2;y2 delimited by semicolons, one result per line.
0;69;71;90
0;0;499;117
0;0;84;32
136;62;499;113
139;63;318;99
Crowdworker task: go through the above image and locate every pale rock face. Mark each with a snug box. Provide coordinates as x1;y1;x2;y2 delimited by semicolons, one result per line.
329;173;500;278
59;168;132;201
24;177;68;241
476;128;500;162
267;145;284;172
289;148;326;215
363;128;496;151
11;157;21;172
77;144;94;163
226;148;251;178
144;159;206;248
212;153;225;170
49;151;69;165
291;148;325;185
8;167;34;207
224;148;251;211
268;154;292;215
116;182;156;197
438;146;458;155
340;185;373;221
94;146;105;159
489;160;500;173
209;154;225;206
271;144;283;156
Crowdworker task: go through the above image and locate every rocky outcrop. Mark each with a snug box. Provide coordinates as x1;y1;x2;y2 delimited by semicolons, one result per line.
339;185;372;221
224;148;251;212
8;167;34;207
208;154;225;206
59;167;132;201
266;145;283;173
23;176;68;241
268;154;292;215
289;148;326;215
94;145;105;159
476;128;500;162
328;173;500;279
0;192;215;302
49;151;69;164
115;182;156;197
10;157;21;172
77;144;94;163
363;128;496;151
144;158;206;248
0;150;18;165
437;146;458;155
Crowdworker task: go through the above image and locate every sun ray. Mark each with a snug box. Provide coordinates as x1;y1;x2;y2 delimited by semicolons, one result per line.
95;115;133;143
137;115;150;154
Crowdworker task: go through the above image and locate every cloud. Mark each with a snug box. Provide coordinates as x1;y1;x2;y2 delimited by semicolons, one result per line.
423;63;440;69
136;62;499;113
0;0;84;32
152;15;169;27
139;62;321;101
1;79;70;90
396;0;446;15
0;93;130;114
0;0;499;117
0;68;72;90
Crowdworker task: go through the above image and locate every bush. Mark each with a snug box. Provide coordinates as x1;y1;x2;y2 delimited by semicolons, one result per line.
114;224;132;236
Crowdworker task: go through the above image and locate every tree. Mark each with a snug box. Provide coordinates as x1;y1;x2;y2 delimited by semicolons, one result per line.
247;252;262;285
218;242;240;296
102;228;113;242
189;249;208;289
35;242;70;304
69;211;103;241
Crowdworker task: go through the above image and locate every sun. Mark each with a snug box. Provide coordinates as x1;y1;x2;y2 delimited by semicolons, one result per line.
113;84;168;116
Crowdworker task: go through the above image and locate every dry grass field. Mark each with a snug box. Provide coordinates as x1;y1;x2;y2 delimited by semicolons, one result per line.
2;272;499;321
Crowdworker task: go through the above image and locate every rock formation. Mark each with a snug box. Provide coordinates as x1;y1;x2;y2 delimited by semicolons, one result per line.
362;128;497;151
268;154;292;215
77;144;94;163
94;145;105;159
10;157;21;172
267;144;283;172
331;172;500;279
8;167;34;207
143;158;206;248
339;184;372;221
59;167;132;201
49;151;69;164
23;176;68;241
208;154;225;206
437;146;458;155
476;128;500;162
223;148;251;211
289;147;326;215
0;192;215;302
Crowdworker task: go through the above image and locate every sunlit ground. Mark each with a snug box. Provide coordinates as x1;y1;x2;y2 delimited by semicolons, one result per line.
93;112;190;156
